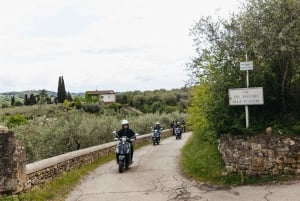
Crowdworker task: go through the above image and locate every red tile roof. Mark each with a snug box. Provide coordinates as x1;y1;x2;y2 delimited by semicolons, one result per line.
86;90;115;95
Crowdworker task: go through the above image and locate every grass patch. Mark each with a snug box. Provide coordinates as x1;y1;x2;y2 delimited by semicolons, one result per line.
181;129;225;184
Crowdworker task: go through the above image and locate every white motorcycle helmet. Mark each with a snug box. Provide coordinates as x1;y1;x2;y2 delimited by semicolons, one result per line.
121;119;129;126
156;122;160;125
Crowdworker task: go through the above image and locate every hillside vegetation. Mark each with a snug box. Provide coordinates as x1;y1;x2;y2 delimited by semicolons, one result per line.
0;88;189;163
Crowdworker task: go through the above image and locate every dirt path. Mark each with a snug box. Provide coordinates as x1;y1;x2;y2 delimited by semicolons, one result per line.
66;132;300;201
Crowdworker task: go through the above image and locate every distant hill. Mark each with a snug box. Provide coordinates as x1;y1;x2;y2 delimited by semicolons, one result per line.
0;90;84;105
1;90;56;98
1;90;84;97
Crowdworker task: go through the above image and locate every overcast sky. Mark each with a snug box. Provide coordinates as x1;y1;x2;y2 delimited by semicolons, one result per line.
0;0;241;93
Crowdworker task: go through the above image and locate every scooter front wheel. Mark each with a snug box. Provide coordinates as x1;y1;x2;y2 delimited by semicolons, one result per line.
119;161;124;173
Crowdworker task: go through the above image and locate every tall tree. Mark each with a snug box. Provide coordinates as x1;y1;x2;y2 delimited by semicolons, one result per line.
67;91;73;102
30;93;37;105
57;76;67;103
11;96;15;106
24;94;29;105
239;0;300;114
39;89;48;104
187;0;300;132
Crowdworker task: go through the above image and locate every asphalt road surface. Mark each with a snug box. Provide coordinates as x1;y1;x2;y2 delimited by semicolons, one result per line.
66;132;300;201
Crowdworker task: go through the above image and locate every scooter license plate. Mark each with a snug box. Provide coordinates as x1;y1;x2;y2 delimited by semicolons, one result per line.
119;155;125;160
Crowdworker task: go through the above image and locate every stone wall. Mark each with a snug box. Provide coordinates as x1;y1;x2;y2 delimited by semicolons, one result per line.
219;134;300;176
0;126;26;194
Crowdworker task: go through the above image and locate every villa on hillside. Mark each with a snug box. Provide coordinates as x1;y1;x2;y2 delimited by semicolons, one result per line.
85;90;116;103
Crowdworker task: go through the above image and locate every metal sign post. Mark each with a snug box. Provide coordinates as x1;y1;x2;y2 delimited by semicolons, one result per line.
229;55;264;128
240;54;253;128
246;57;249;128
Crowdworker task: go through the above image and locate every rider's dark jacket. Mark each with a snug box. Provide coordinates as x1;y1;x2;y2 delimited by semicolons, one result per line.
117;128;135;139
154;125;162;130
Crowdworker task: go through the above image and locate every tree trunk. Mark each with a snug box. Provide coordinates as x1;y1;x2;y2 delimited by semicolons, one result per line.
281;61;289;113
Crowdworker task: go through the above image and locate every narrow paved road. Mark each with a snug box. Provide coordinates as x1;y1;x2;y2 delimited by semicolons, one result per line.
66;132;300;201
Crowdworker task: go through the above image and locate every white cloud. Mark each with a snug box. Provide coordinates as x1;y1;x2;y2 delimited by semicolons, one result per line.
0;0;240;92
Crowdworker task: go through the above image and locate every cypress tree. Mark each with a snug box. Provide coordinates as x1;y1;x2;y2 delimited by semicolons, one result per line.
61;76;67;102
57;76;67;103
24;94;29;105
57;76;61;103
67;91;73;102
30;93;37;105
11;96;15;106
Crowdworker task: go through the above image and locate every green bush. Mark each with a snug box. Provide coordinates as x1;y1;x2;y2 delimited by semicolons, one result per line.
107;103;122;112
292;124;300;135
74;97;82;109
7;114;29;128
82;103;101;113
14;101;24;106
1;103;8;109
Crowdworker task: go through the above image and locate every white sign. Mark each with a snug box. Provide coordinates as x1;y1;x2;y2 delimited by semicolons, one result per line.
229;87;264;106
240;61;253;71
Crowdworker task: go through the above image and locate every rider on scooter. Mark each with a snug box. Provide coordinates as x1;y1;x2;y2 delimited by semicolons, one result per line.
116;119;136;163
175;121;182;137
153;121;162;142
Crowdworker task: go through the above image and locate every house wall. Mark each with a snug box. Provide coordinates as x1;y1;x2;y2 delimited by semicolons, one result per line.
101;94;116;103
